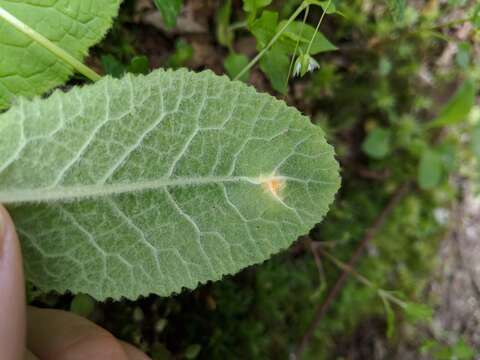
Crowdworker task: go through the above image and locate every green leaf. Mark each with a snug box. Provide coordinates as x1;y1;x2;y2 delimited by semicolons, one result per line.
127;56;150;75
70;293;96;317
0;69;340;300
386;0;406;22
362;128;391;159
403;302;433;322
314;1;337;14
101;55;126;79
278;20;337;55
215;0;233;48
166;39;194;69
418;149;442;190
153;0;183;29
472;4;480;29
260;44;290;94
456;42;471;69
429;79;476;128
184;344;202;359
250;10;278;50
243;0;272;14
0;0;120;109
224;53;250;82
380;295;396;338
450;339;475;359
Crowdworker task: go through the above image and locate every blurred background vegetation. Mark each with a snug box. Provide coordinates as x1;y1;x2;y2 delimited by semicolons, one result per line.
31;0;480;358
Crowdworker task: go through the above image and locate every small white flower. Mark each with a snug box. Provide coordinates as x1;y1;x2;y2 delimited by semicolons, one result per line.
307;56;320;73
293;57;302;77
293;53;320;77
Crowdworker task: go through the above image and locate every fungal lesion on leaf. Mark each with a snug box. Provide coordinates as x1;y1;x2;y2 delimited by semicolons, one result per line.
259;173;286;202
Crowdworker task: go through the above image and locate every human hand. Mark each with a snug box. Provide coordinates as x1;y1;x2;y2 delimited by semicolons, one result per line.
0;205;151;360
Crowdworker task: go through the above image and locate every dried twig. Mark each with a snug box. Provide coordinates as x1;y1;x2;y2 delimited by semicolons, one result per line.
294;182;411;358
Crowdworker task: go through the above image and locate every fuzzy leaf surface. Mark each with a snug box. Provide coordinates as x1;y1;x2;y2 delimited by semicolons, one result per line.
0;0;120;109
0;69;340;299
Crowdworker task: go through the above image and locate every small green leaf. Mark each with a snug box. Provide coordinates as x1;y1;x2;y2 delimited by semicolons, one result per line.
362;128;391;159
243;0;272;13
153;0;183;29
260;44;290;94
184;344;202;359
70;294;96;318
250;10;278;50
278;21;337;55
418;149;443;190
456;42;471;69
224;53;250;82
216;0;233;48
128;56;150;75
450;339;475;359
386;0;406;22
380;295;396;338
101;55;126;78
316;1;337;14
472;4;480;29
166;39;194;69
403;302;433;322
429;79;476;127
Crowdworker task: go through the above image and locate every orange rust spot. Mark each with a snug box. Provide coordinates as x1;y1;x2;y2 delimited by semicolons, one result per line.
261;176;285;199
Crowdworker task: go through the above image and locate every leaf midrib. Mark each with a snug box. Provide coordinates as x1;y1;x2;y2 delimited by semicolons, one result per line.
0;175;315;204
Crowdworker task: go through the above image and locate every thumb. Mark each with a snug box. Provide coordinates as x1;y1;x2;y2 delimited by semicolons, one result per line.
0;205;26;359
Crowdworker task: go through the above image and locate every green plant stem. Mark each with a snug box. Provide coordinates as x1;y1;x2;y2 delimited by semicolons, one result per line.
0;6;101;82
318;247;406;308
233;1;309;81
317;247;376;289
431;16;472;31
285;5;310;83
305;0;331;56
228;20;247;31
296;182;410;357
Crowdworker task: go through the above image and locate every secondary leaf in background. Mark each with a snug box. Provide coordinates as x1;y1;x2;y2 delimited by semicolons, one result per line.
429;79;476;127
166;39;194;69
101;55;126;78
0;69;340;300
418;149;442;190
386;0;406;22
456;42;471;69
403;302;433;322
224;53;250;82
260;43;291;94
101;55;150;78
278;20;337;55
216;0;233;49
362;127;392;159
249;10;278;50
243;0;272;14
128;56;150;75
0;0;121;109
313;1;337;14
153;0;183;29
381;295;396;338
473;4;480;29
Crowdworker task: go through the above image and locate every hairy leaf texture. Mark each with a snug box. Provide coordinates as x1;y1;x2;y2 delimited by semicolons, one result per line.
0;69;340;299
